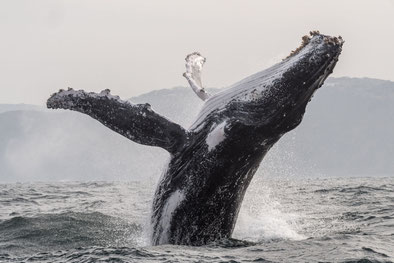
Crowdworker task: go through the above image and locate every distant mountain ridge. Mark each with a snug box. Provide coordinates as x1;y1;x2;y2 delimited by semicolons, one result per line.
0;104;42;114
0;77;393;182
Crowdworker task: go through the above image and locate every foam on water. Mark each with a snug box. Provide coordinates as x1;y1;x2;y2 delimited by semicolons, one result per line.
234;178;305;242
234;202;305;242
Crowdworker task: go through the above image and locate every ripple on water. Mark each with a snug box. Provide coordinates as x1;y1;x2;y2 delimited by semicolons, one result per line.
0;177;393;262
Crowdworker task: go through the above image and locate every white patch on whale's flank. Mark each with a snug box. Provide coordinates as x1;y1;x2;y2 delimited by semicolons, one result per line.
159;190;185;244
206;121;227;151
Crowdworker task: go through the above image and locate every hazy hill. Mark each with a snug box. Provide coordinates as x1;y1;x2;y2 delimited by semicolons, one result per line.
0;77;393;182
131;77;394;176
292;77;394;176
0;104;42;114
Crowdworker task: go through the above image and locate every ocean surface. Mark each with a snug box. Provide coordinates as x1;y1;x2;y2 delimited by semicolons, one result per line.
0;176;393;263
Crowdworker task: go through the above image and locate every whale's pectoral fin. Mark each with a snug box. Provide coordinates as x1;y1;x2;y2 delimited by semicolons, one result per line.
47;88;188;154
183;52;210;101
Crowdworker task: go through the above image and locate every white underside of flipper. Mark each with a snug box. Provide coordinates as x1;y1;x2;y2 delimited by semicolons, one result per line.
183;52;210;101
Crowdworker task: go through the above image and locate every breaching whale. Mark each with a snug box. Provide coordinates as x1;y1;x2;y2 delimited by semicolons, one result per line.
47;32;343;246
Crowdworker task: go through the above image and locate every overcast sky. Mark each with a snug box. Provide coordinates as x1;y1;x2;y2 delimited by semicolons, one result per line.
1;0;393;105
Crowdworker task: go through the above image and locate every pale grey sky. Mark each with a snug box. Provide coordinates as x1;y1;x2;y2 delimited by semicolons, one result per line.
1;0;393;105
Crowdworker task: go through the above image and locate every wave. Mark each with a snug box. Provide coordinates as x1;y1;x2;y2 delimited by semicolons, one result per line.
0;212;143;254
1;179;393;262
1;244;392;263
314;185;394;194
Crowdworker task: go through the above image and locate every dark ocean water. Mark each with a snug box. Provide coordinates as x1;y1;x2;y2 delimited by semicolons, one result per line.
0;176;393;263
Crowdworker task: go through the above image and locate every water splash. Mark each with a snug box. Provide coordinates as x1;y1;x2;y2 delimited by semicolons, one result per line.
233;178;305;242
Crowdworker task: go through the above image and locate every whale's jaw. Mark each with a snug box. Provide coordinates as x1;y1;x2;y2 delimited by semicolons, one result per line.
269;32;344;134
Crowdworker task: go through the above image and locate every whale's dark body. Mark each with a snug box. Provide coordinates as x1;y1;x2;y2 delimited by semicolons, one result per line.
47;33;343;246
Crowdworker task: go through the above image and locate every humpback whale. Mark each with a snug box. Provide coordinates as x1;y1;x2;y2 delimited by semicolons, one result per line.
47;32;344;246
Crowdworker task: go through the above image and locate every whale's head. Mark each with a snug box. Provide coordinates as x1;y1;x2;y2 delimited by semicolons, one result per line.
191;32;343;141
251;32;344;135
